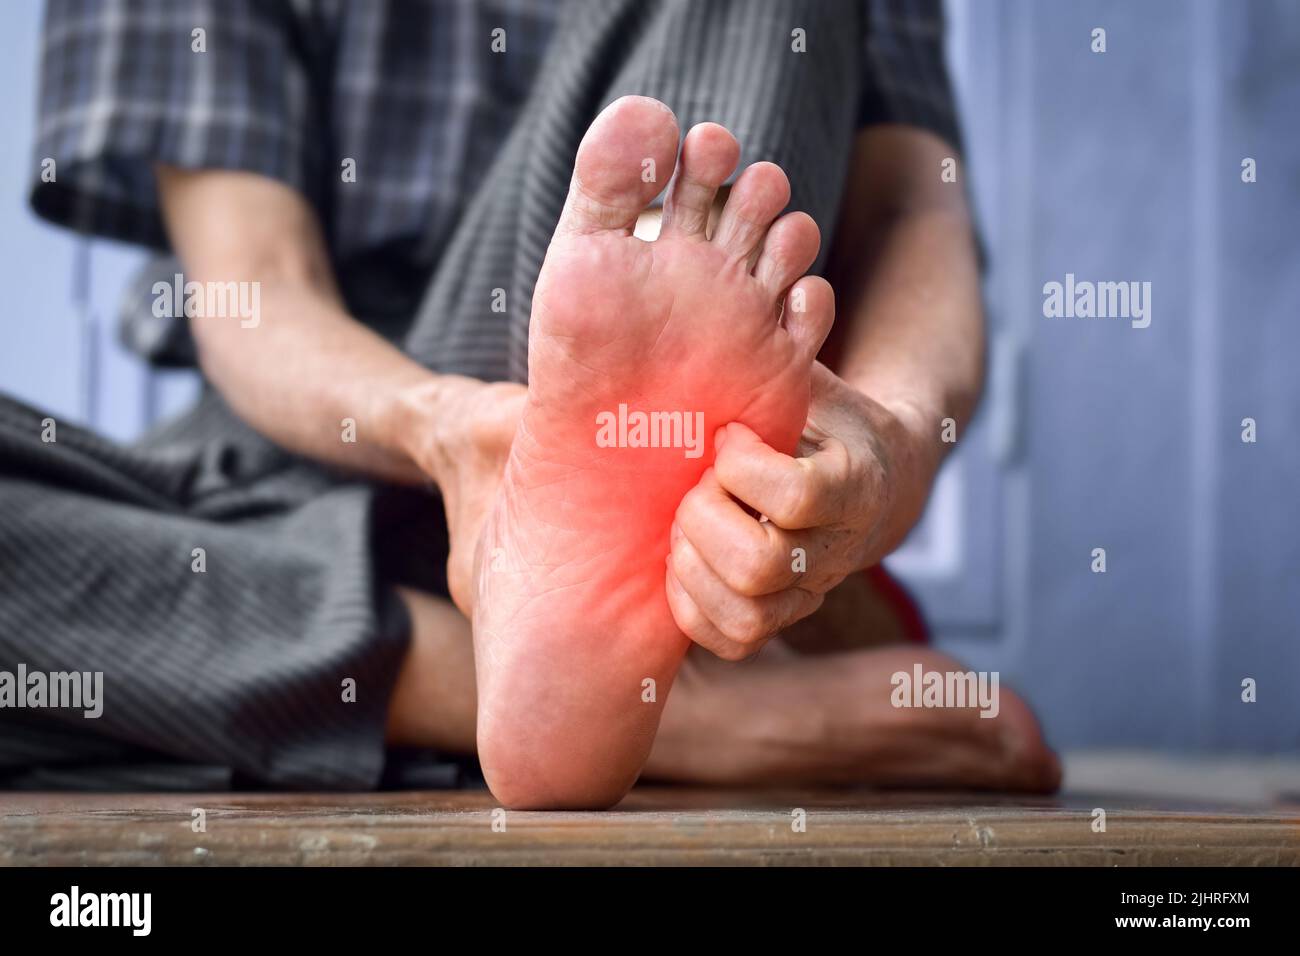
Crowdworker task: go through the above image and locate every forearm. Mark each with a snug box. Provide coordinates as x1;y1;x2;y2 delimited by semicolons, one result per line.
829;204;984;560
823;129;986;560
385;588;477;751
155;164;461;485
835;204;984;434
192;274;442;484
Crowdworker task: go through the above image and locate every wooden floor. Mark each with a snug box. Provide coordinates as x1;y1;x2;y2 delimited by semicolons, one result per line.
2;783;1297;866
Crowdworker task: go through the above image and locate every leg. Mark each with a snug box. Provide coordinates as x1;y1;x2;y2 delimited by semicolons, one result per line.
385;588;476;752
0;394;408;788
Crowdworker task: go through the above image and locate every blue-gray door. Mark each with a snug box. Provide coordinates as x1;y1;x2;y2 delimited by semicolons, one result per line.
890;0;1299;752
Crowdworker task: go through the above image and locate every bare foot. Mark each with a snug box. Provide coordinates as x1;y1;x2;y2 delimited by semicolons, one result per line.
647;645;1062;793
473;96;833;808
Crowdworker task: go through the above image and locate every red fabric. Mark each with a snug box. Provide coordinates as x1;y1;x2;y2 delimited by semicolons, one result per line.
864;565;929;645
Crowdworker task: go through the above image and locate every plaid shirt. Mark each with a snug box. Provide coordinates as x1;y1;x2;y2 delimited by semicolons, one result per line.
31;0;963;342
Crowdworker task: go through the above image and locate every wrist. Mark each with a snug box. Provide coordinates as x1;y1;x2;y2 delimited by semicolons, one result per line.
857;390;947;567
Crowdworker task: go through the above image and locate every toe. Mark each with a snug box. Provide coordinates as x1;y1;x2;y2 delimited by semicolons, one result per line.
712;161;790;261
753;211;820;294
782;274;834;358
660;123;740;239
557;95;681;237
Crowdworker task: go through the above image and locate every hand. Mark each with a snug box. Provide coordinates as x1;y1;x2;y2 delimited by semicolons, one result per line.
399;375;526;616
665;361;935;660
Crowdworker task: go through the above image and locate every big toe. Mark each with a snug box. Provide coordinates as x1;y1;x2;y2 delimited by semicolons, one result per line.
558;95;681;237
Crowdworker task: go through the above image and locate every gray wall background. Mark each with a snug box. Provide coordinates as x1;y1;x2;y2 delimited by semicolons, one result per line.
1;1;1295;753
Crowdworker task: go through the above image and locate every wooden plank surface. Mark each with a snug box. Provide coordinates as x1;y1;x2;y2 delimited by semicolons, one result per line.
2;787;1296;866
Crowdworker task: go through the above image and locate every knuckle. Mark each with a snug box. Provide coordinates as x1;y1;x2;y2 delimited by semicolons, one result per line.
676;483;713;527
670;536;707;578
675;598;709;639
666;550;687;583
721;605;770;645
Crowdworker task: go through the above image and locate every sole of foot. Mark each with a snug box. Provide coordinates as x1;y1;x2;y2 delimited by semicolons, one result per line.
473;96;834;808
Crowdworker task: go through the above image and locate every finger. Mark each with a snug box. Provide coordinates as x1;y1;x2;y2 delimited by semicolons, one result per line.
669;526;823;654
713;421;850;529
675;468;813;596
664;565;753;661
